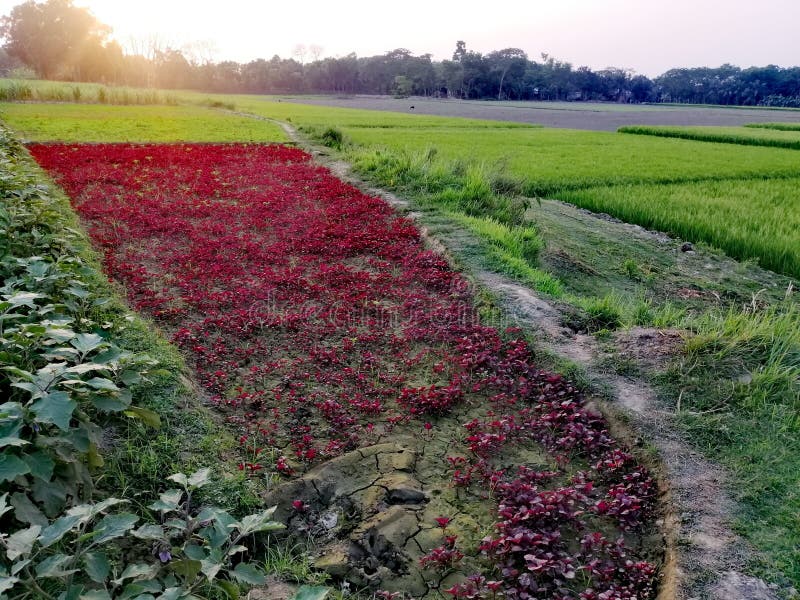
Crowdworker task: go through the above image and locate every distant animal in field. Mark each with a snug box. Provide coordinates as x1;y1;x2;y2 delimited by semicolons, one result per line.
409;105;415;110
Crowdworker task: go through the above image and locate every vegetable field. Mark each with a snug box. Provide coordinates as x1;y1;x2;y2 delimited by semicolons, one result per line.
27;141;661;598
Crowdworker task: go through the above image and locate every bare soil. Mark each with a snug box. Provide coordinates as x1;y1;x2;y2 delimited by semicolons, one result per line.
279;95;800;132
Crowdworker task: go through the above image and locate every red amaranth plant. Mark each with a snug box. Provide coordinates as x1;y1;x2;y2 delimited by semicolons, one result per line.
30;142;659;599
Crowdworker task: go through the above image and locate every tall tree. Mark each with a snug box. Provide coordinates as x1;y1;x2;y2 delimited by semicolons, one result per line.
487;48;527;99
0;0;110;79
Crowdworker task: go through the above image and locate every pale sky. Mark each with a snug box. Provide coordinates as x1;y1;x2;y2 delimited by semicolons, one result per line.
2;0;799;76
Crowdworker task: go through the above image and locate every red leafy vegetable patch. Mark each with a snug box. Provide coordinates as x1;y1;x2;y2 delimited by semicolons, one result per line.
30;142;660;598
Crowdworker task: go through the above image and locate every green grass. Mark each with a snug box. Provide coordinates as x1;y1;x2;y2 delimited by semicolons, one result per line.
0;78;181;104
660;302;800;584
619;124;800;150
556;178;800;278
746;122;800;132
446;211;564;296
0;102;287;142
337;124;800;194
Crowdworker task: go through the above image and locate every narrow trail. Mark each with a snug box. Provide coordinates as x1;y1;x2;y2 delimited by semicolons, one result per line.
231;110;779;600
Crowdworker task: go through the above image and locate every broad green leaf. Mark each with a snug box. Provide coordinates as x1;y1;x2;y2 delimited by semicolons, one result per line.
80;591;112;600
0;576;20;594
158;588;188;600
163;518;187;531
291;586;331;600
131;524;166;540
0;492;12;519
0;404;24;440
0;436;28;448
21;450;55;481
66;285;91;299
112;562;158;585
89;513;139;545
5;291;44;308
71;333;105;355
10;558;31;575
10;380;41;398
117;580;162;600
83;497;127;519
87;442;105;469
93;347;124;364
36;553;78;578
65;425;92;452
187;468;212;489
92;392;132;413
182;544;206;561
5;525;41;561
195;507;236;530
200;521;230;550
83;551;110;583
33;362;68;389
10;493;47;526
123;406;161;428
66;363;107;375
238;506;283;535
148;489;183;513
230;563;266;585
46;327;77;343
215;581;239;600
21;324;46;335
119;369;142;386
64;583;86;600
84;377;119;392
39;514;81;547
199;558;223;582
0;453;30;482
166;473;188;488
227;545;247;556
32;477;68;517
30;391;76;431
170;559;202;581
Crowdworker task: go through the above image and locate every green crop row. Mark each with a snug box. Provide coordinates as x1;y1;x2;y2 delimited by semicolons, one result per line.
556;178;800;278
745;122;800;132
619;124;800;150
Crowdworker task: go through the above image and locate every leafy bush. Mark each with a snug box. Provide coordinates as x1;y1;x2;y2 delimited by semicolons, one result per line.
319;127;344;149
0;468;283;599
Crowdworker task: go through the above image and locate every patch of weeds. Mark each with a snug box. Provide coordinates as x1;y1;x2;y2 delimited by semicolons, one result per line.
622;258;640;279
263;538;332;586
320;126;346;149
574;294;624;333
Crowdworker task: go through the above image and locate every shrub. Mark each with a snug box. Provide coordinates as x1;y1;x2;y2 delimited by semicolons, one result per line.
319;127;345;149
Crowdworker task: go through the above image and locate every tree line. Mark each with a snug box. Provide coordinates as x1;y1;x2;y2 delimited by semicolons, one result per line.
2;0;800;107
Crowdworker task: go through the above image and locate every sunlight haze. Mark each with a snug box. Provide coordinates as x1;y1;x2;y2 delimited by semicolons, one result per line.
1;0;798;75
